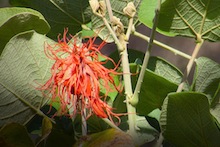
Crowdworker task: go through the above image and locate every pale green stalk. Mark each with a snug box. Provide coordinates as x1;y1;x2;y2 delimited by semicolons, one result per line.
90;0;135;133
131;1;164;146
177;38;204;92
126;18;134;41
121;44;137;138
131;0;161;105
105;0;113;22
81;107;87;136
104;0;137;138
133;31;192;60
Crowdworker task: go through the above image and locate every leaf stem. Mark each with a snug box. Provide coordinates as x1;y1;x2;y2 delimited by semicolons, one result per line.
132;31;192;60
102;118;121;131
105;0;113;22
125;18;134;41
154;133;164;147
49;0;81;24
101;17;123;50
131;0;161;105
177;38;204;92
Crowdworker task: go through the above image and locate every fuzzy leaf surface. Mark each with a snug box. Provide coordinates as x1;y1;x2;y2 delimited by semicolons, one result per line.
192;57;220;103
139;0;220;41
0;7;50;55
160;92;220;147
0;31;54;127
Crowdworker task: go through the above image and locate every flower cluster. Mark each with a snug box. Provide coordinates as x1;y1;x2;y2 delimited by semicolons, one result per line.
41;29;121;123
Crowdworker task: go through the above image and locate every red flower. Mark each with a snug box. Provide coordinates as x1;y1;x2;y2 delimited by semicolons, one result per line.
41;29;121;123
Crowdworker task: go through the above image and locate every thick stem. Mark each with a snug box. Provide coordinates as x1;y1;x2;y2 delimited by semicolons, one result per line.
103;0;137;138
81;107;87;136
177;39;204;92
91;0;139;141
121;44;137;137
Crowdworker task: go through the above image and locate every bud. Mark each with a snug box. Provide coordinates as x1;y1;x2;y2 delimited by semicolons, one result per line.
123;2;136;18
112;16;124;36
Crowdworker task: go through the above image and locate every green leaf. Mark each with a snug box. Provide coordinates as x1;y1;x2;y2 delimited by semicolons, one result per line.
0;7;50;55
74;128;135;147
10;0;91;39
160;92;220;147
87;115;110;133
112;114;157;146
135;115;158;145
100;74;120;102
36;117;53;145
133;56;188;115
145;108;161;132
139;0;220;41
192;57;220;103
81;23;95;38
112;92;127;114
210;102;220;128
0;31;54;127
136;68;178;115
42;117;75;147
113;54;186;116
112;50;187;116
138;0;175;36
91;0;141;42
147;56;185;86
0;123;34;147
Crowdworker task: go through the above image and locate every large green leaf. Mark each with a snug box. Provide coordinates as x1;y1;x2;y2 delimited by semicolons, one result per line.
39;116;75;147
210;101;220;128
112;114;157;146
134;56;187;115
160;92;220;147
10;0;91;39
145;108;161;132
138;0;175;36
139;0;220;41
192;57;220;103
74;128;135;147
0;7;50;55
147;56;185;86
136;68;178;115
91;0;141;42
0;31;54;127
0;123;34;147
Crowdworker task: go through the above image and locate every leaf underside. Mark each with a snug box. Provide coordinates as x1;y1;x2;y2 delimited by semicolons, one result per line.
0;7;50;55
0;31;54;127
139;0;220;42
